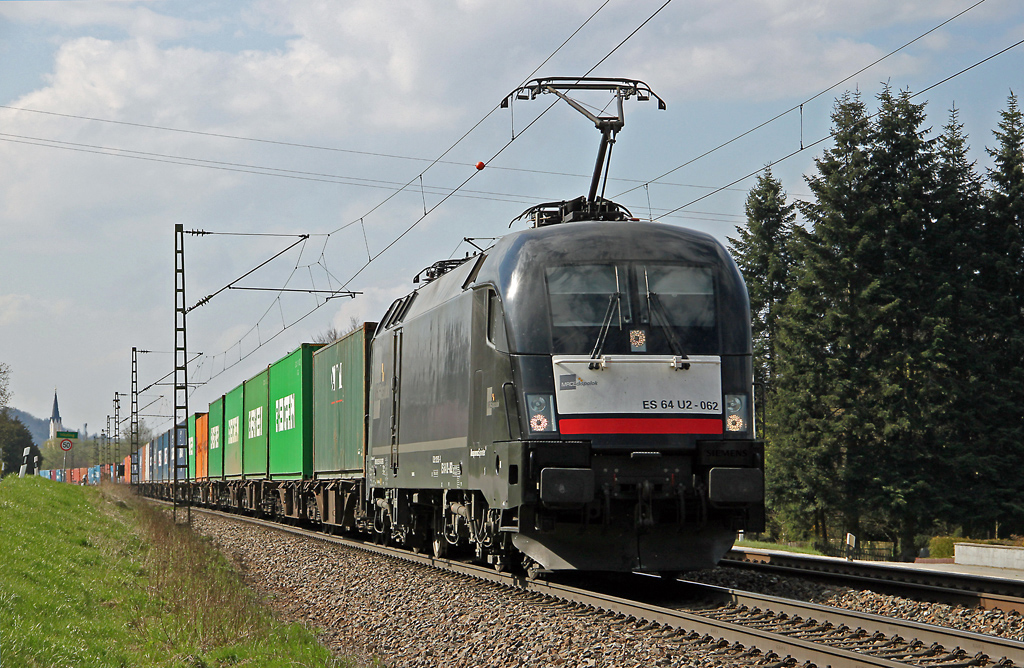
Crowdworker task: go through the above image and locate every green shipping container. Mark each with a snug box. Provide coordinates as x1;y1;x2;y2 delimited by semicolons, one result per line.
224;384;244;479
187;414;197;480
313;322;375;478
243;367;269;478
268;343;323;479
208;396;225;479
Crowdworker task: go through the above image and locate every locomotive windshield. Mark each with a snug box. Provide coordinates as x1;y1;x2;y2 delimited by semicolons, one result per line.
546;262;717;355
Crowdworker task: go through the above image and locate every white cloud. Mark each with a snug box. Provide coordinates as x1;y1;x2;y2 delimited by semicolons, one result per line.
0;2;215;42
0;294;34;327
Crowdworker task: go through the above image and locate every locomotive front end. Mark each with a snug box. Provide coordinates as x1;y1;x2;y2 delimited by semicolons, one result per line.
486;221;764;574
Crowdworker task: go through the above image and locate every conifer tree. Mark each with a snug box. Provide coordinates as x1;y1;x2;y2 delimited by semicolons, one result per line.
767;90;1024;550
727;167;796;394
0;412;38;475
929;106;992;534
978;92;1024;531
772;87;947;557
769;91;874;544
853;86;939;558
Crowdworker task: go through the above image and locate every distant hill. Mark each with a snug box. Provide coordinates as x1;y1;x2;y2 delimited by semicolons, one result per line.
7;409;50;446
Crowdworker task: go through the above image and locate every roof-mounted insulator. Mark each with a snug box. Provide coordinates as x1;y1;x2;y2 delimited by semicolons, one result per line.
412;257;473;284
512;196;633;228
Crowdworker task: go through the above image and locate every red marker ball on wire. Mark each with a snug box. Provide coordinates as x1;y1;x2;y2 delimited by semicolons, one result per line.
476;161;485;170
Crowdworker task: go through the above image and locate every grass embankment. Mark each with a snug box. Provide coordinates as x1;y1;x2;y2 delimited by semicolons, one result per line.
0;475;348;667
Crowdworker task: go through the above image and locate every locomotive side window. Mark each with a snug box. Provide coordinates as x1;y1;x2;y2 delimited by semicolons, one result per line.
380;293;417;330
487;290;509;351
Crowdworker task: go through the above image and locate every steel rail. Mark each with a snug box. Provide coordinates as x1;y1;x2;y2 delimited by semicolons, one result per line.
157;502;1022;667
725;548;1024;613
700;582;1024;665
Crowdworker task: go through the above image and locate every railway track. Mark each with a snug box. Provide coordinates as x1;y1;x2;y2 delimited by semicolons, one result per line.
160;502;1024;667
723;548;1024;614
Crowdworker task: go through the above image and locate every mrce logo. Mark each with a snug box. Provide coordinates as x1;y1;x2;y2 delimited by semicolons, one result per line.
560;374;597;391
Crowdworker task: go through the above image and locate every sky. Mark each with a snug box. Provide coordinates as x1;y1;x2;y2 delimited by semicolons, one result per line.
1;0;1021;441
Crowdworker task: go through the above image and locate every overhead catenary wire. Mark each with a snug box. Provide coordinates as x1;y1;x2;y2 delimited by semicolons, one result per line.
118;395;163;426
0;123;752;195
612;0;991;200
2;130;770;209
139;353;203;395
186;234;310;313
654;32;1024;222
316;1;679;287
0;131;569;202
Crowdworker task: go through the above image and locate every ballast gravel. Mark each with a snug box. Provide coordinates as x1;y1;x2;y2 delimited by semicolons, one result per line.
191;515;742;668
191;514;1024;667
684;565;1024;641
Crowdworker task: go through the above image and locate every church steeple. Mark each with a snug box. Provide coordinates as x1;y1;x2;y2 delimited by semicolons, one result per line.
49;389;64;440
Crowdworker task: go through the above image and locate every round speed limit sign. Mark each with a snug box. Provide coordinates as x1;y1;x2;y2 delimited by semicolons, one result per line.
60;439;73;451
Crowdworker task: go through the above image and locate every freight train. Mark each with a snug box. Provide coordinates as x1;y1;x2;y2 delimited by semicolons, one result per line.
37;460;131;485
134;196;765;576
134;78;764;576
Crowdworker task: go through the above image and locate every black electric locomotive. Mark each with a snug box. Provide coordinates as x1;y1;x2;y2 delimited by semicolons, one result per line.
365;195;764;574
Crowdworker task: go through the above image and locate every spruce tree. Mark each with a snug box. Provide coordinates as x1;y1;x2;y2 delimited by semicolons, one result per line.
728;167;796;395
853;86;939;559
768;90;1024;550
930;106;992;534
772;87;946;557
769;91;874;544
979;92;1024;532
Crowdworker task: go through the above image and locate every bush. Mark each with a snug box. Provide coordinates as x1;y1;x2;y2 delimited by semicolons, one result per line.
929;536;956;559
928;534;1024;559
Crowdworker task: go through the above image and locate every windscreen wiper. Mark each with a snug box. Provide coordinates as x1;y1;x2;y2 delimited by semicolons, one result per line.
589;292;621;369
648;292;690;370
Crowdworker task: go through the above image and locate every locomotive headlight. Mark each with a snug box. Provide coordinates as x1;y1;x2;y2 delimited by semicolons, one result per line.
525;393;557;433
725;394;748;432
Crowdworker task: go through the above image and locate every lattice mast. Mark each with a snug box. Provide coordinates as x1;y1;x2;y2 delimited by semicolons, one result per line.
173;224;191;524
131;347;139;485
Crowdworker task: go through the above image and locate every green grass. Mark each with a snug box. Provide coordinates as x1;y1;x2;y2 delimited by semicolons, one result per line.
0;475;350;667
734;539;824;556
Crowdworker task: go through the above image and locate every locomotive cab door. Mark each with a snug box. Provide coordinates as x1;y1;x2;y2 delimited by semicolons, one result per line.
470;289;511;445
469;287;520;509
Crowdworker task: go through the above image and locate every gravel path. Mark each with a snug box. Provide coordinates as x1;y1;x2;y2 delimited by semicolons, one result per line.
192;514;1024;667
